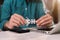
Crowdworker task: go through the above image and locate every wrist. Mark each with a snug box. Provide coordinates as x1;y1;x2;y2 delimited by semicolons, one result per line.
2;21;9;31
3;21;12;31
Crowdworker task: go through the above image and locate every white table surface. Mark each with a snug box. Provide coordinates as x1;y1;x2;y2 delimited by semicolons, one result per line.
0;31;60;40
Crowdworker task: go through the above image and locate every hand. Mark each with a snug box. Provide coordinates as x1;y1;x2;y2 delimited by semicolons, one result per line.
4;14;26;29
36;14;53;27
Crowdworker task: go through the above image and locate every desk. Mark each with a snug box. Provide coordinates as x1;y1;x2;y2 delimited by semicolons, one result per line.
0;31;60;40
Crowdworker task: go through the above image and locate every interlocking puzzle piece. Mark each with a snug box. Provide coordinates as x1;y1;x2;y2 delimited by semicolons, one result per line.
30;19;36;24
25;17;36;26
25;17;30;26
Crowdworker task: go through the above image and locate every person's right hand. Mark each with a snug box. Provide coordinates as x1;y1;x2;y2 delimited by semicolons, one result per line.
4;14;26;29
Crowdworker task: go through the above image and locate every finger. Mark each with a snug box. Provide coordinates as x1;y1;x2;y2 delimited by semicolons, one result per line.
8;15;19;29
14;14;26;24
8;21;19;29
13;16;24;25
9;16;20;26
40;20;52;26
36;14;51;23
12;22;19;27
7;23;14;29
42;23;52;28
12;18;21;26
14;14;25;25
8;27;14;29
36;14;48;23
37;16;52;26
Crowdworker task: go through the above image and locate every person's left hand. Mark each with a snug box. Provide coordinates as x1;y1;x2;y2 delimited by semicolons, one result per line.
36;14;53;27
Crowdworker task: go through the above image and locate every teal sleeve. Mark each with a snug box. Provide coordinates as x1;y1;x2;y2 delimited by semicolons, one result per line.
0;5;1;29
0;5;1;22
0;0;12;29
36;2;45;18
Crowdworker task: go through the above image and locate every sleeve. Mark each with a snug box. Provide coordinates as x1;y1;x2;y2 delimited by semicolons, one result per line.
42;0;55;14
0;0;12;29
36;2;45;19
42;0;55;27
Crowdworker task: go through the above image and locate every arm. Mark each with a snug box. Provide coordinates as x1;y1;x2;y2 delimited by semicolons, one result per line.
43;0;54;27
1;0;26;30
0;0;11;29
36;1;53;28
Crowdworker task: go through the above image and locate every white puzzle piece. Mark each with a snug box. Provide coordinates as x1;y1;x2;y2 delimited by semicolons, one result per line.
25;17;36;26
